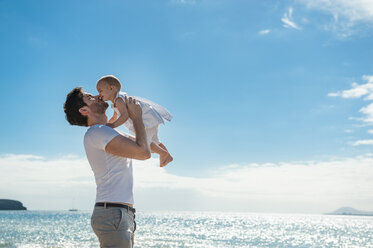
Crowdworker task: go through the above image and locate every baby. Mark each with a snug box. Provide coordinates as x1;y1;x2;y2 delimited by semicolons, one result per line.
96;75;173;167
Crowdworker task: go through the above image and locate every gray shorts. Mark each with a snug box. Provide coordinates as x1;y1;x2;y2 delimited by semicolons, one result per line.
91;206;136;248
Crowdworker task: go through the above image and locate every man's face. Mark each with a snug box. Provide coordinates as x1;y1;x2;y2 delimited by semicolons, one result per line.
82;92;109;114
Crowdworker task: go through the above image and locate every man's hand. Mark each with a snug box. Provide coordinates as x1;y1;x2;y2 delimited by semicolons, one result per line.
105;96;150;160
125;96;142;121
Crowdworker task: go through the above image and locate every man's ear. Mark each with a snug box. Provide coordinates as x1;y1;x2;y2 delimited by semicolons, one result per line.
79;106;89;116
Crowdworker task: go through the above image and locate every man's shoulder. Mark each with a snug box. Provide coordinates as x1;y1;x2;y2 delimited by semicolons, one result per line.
84;125;117;140
85;124;101;137
84;124;120;150
84;125;97;145
86;124;113;132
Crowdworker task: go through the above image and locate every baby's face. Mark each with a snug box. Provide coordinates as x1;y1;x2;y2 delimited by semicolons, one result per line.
97;83;113;101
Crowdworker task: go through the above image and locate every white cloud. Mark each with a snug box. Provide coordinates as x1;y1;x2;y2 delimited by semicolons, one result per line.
1;154;373;213
298;0;373;37
352;139;373;146
329;75;373;124
368;129;373;134
328;75;373;99
259;29;271;35
0;154;96;210
299;0;373;23
282;8;301;30
359;102;373;123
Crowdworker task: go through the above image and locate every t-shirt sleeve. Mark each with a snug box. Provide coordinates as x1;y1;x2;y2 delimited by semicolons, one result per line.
86;125;120;150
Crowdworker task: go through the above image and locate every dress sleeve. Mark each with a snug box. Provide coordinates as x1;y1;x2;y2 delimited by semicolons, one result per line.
86;125;120;150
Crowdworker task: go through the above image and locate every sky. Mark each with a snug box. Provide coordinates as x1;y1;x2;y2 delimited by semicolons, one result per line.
0;0;373;213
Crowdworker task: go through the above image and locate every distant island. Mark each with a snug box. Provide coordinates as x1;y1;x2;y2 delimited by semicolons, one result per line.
326;207;373;216
0;199;27;210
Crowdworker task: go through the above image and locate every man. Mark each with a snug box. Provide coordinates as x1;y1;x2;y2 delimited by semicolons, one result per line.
64;87;151;248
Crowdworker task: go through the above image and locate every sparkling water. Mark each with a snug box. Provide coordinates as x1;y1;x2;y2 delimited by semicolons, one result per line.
0;211;372;247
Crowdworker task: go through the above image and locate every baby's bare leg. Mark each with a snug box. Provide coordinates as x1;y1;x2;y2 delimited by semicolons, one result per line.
150;142;173;167
158;143;173;166
150;142;167;155
160;143;172;167
158;143;168;152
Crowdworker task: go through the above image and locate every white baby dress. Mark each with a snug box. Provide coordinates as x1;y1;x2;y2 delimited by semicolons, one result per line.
111;92;172;144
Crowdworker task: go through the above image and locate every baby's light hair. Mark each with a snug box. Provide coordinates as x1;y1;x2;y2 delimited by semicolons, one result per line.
97;75;122;90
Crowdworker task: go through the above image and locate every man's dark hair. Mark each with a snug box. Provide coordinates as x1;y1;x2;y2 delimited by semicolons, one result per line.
64;87;88;127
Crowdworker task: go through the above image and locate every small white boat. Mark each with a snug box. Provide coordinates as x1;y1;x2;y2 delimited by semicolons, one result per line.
69;198;78;211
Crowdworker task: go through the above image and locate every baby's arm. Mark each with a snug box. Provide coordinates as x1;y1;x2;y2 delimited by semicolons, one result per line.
107;98;129;128
108;111;118;124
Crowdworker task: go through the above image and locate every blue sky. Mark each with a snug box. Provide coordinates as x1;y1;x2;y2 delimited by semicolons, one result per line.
1;0;373;212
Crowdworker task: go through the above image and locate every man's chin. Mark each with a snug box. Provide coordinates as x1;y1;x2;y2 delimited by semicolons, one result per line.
91;102;109;114
100;102;109;113
103;102;109;113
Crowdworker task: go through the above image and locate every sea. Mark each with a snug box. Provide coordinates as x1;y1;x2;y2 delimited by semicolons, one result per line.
0;211;372;248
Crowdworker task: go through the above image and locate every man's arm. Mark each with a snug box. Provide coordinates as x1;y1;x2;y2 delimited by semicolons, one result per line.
127;135;157;153
105;135;150;160
105;96;151;160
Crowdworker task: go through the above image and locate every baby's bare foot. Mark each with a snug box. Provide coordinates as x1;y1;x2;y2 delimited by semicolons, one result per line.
159;152;168;167
160;153;173;167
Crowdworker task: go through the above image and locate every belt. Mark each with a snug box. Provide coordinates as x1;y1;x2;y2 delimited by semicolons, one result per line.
95;202;136;213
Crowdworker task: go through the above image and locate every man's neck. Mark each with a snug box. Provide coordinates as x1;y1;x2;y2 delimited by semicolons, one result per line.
88;114;107;126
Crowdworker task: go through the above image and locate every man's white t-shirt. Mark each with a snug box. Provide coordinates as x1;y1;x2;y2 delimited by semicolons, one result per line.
84;124;134;205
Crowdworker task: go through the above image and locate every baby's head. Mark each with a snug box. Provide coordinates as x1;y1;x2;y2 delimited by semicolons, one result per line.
96;75;122;102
